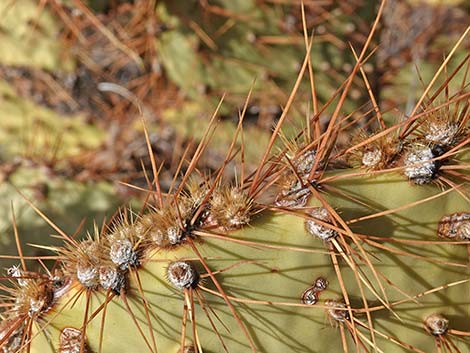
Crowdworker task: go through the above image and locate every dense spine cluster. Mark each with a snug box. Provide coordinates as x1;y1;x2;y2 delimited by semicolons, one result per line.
0;2;469;353
2;91;467;351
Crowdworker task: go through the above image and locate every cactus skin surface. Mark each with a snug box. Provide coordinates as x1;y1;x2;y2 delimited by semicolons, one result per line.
12;169;467;353
2;2;470;353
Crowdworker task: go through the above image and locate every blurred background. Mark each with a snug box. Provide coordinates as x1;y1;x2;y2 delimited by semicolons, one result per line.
0;0;468;268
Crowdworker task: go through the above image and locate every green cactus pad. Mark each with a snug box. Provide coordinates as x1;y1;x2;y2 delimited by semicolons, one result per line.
25;172;469;353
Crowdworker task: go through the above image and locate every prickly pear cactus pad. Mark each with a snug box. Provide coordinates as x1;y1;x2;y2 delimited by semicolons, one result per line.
1;2;470;353
3;88;470;353
18;173;470;353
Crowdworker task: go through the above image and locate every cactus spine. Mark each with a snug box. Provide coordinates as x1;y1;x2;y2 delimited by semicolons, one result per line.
1;1;470;353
